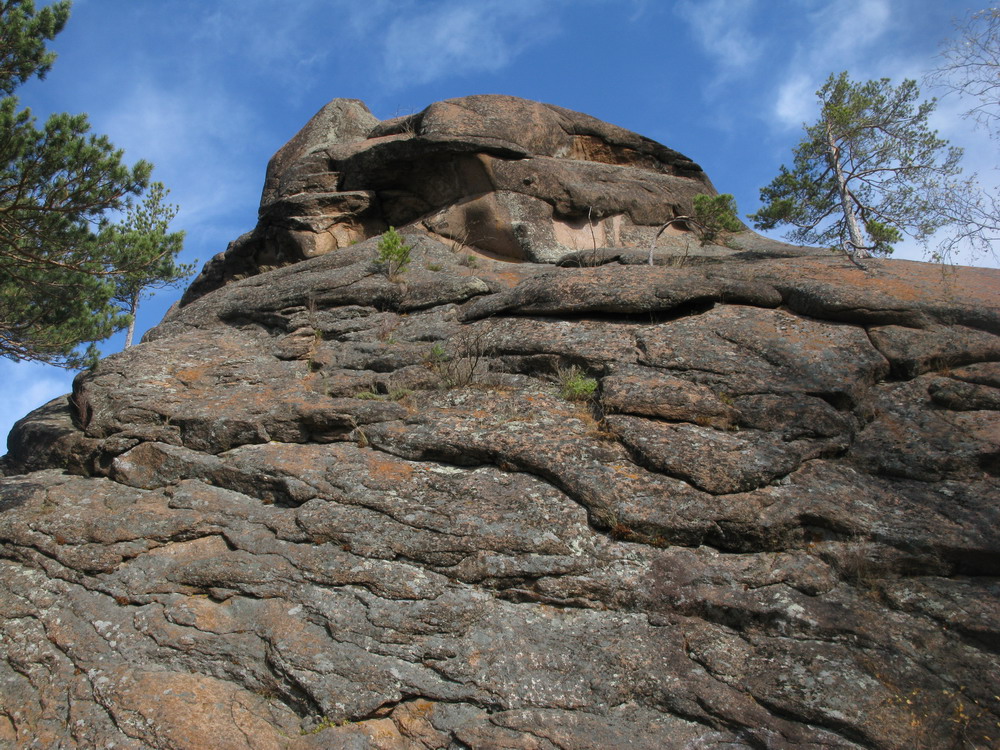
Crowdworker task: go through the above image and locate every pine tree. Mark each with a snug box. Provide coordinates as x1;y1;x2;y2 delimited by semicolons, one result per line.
749;72;965;261
0;0;184;366
110;183;190;348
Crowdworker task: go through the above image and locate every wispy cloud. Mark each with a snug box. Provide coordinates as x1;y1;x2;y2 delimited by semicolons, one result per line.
194;1;347;88
771;0;894;129
675;0;897;128
179;0;572;95
674;0;762;83
774;73;815;129
97;81;265;243
380;0;558;88
812;0;892;59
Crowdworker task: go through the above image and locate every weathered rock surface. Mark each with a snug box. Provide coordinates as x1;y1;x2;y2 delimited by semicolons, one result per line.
2;96;999;749
182;94;818;306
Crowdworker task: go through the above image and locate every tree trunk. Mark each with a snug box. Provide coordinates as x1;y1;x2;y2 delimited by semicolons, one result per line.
124;293;139;348
825;120;869;258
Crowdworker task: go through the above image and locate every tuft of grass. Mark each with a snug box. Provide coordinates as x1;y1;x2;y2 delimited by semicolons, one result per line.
557;365;598;402
348;415;368;447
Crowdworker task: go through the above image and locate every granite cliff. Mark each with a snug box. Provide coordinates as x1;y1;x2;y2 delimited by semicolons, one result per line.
1;95;999;749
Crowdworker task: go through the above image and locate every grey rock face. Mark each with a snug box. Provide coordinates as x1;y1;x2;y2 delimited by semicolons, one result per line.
2;97;999;749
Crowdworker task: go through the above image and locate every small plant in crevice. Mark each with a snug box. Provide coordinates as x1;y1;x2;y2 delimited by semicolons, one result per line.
592;508;639;542
449;229;471;255
249;682;283;701
301;295;328;373
579;205;606;268
347;415;368;448
304;328;325;373
390;106;419;136
375;315;400;342
376;227;412;279
570;396;618;441
584;413;619;442
610;521;635;540
837;540;885;592
424;342;449;368
556;365;598;402
424;323;497;389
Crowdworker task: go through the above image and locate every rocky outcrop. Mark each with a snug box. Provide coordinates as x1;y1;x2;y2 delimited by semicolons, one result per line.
181;95;738;305
2;96;999;749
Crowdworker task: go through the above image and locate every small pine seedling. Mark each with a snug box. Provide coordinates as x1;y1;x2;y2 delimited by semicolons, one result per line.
377;227;412;278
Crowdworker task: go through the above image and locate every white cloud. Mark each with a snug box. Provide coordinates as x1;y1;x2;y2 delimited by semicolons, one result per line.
185;0;573;91
768;0;895;129
194;1;343;87
812;0;892;58
676;0;896;129
101;84;245;170
774;73;816;129
155;0;613;98
380;0;557;87
96;81;264;241
626;0;651;23
674;0;762;82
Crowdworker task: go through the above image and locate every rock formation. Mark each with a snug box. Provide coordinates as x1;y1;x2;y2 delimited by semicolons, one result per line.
181;94;734;304
1;95;998;749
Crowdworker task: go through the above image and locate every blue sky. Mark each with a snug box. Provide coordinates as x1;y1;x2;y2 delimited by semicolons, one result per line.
2;0;996;447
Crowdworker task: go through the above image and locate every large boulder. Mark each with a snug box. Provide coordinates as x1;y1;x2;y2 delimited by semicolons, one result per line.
2;97;999;749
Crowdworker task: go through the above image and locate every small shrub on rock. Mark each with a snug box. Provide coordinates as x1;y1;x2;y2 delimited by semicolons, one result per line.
692;193;743;243
425;325;496;389
377;227;412;278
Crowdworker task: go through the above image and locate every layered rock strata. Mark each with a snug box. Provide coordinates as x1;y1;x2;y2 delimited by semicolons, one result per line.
1;96;999;749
